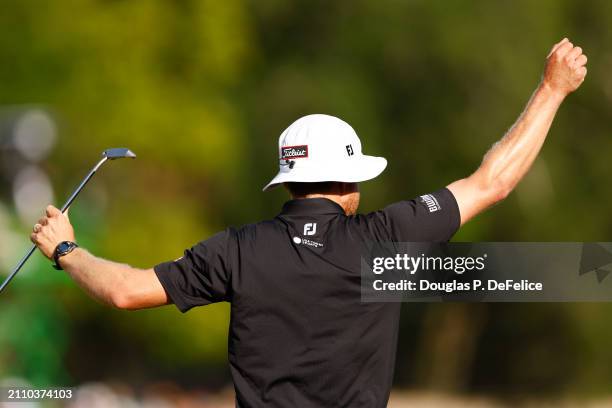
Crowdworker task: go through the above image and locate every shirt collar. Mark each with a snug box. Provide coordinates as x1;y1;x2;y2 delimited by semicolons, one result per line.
280;198;345;216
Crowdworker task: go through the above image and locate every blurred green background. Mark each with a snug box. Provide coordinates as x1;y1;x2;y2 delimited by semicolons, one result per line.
1;0;611;405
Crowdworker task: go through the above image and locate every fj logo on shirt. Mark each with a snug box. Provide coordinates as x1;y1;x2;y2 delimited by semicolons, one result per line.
420;194;441;213
346;144;354;156
304;223;317;236
281;145;308;159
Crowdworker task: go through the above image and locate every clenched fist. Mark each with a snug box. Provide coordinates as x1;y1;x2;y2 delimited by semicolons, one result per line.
542;38;587;97
30;205;75;259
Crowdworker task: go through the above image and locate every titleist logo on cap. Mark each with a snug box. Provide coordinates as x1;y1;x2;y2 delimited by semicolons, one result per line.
281;145;308;159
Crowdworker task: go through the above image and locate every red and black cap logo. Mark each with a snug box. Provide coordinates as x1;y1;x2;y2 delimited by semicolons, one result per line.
281;145;308;159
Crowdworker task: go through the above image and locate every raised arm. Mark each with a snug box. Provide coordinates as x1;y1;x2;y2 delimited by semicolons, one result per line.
31;205;169;310
447;38;587;225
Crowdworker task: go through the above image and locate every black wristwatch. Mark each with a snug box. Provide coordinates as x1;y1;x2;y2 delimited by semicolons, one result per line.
52;241;79;270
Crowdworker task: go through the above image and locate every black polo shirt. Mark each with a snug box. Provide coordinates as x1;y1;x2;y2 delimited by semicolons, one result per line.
154;188;460;407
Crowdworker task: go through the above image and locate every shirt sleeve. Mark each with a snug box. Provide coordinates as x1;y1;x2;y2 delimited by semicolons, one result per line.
372;187;461;242
153;229;235;313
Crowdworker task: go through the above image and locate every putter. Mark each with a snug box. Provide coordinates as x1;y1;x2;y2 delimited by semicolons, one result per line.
0;148;136;294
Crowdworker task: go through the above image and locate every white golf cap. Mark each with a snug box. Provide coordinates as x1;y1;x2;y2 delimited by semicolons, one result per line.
263;114;387;191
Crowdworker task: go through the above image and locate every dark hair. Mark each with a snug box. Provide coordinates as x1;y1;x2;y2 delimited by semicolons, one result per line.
284;182;341;197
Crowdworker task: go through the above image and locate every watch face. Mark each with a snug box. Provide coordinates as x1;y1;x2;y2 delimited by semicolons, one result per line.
58;242;72;253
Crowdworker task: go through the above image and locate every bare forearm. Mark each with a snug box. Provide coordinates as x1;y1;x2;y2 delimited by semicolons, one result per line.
59;248;167;309
478;83;564;194
59;248;136;306
448;85;564;224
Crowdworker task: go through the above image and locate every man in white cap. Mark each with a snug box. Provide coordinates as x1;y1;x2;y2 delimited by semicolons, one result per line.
30;38;586;407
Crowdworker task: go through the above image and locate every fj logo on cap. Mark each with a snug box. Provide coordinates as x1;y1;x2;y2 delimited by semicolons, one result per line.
281;145;308;159
304;223;317;236
346;144;354;156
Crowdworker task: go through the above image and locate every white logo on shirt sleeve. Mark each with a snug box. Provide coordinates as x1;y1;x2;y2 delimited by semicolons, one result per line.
420;194;441;213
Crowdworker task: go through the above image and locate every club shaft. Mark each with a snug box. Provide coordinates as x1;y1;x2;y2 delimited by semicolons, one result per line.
0;157;108;294
0;245;36;293
60;157;107;212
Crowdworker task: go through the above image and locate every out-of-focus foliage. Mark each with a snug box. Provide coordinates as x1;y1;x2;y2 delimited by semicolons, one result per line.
0;0;611;397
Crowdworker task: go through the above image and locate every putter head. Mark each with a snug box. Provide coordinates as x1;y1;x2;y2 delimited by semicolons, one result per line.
103;148;137;160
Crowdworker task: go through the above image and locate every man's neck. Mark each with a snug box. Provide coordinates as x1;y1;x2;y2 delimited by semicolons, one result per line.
292;194;347;214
